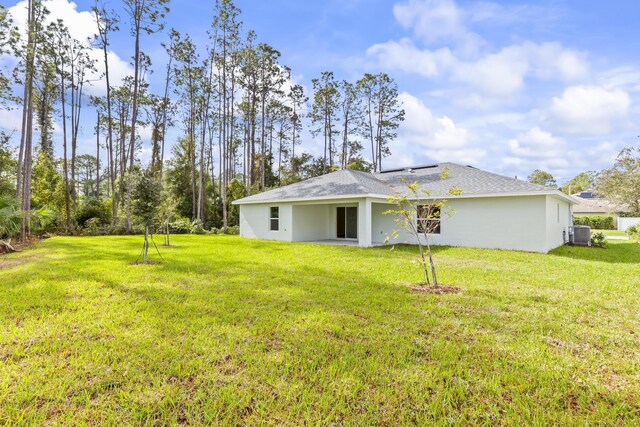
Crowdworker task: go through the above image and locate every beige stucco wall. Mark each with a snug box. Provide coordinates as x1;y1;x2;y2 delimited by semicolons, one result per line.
376;195;570;253
545;196;572;250
239;195;573;253
239;203;293;242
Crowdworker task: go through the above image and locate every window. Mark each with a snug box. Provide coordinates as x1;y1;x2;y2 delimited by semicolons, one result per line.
417;205;441;234
270;207;279;231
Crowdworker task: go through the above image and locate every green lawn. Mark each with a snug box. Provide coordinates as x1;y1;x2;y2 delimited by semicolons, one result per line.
1;236;639;425
593;229;628;238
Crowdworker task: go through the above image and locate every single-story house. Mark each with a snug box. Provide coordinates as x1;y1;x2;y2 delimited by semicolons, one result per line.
572;191;630;229
233;162;577;253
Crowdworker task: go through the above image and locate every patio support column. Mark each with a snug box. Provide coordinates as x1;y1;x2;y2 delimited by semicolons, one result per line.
358;198;372;247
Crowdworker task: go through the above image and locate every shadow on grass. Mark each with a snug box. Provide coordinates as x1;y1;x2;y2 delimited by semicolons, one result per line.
549;241;640;264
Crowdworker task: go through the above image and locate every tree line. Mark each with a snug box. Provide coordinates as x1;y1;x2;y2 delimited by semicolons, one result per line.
528;153;640;214
0;0;405;242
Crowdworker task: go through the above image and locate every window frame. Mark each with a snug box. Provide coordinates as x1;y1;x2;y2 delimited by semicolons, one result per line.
417;205;441;235
269;206;279;232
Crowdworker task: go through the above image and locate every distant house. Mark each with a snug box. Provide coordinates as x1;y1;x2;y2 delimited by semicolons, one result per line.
233;163;577;253
572;191;630;229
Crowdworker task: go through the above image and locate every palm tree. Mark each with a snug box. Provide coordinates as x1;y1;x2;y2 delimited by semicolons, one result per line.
0;195;22;239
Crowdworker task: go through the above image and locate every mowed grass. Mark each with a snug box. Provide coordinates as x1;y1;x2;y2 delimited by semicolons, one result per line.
594;229;628;238
1;236;639;425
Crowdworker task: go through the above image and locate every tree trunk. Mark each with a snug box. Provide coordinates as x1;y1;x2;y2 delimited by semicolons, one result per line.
160;49;173;177
60;58;72;233
97;8;117;223
96;112;100;199
260;96;266;190
19;0;37;242
221;28;228;234
425;239;438;287
368;100;375;172
127;17;142;232
143;225;149;264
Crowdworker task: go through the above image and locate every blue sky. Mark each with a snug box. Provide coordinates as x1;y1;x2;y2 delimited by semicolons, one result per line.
3;0;640;184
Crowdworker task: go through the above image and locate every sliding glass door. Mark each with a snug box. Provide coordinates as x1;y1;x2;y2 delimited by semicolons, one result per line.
336;207;358;239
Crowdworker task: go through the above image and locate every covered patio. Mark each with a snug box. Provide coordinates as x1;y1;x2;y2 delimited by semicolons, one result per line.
290;198;390;247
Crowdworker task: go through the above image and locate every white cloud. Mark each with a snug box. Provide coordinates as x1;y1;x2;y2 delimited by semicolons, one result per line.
453;42;588;98
393;0;483;53
366;38;454;77
367;0;590;104
367;38;589;102
508;127;566;160
8;0;133;96
390;92;485;165
598;66;640;93
453;48;528;97
546;86;631;134
10;0;96;42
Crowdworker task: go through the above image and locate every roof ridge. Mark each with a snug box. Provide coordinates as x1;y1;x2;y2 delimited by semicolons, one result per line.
341;169;391;194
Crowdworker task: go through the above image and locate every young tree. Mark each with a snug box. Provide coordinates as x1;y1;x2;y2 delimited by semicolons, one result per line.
384;170;461;289
158;186;177;246
528;169;557;188
132;168;162;264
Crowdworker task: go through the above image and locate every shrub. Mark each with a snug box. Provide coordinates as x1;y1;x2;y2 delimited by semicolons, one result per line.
227;225;240;235
83;217;105;236
590;232;607;248
106;223;130;236
0;194;21;239
574;215;615;230
191;219;206;235
76;198;111;228
626;225;638;241
169;217;192;234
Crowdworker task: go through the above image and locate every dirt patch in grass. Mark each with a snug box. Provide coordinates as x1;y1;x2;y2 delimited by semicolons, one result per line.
129;260;162;266
0;255;36;270
410;284;461;294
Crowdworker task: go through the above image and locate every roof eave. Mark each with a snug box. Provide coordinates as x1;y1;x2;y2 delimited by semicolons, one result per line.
232;193;390;205
234;190;578;205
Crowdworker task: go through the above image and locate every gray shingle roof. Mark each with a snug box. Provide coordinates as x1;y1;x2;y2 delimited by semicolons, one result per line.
234;169;392;204
377;162;549;197
573;198;629;214
234;162;568;204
